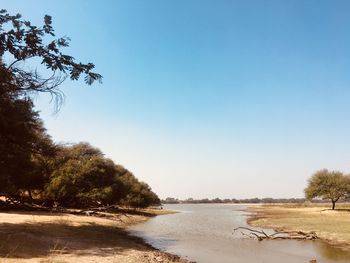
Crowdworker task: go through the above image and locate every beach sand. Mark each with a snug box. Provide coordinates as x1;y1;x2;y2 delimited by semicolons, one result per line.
0;209;190;263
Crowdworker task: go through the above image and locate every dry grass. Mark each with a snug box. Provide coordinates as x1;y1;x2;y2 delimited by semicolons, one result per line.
0;209;188;263
248;203;350;250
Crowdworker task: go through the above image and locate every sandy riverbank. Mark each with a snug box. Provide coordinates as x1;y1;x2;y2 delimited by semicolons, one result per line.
247;203;350;250
0;208;191;263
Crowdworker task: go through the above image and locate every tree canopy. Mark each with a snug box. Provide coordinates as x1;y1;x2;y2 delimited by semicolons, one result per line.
43;143;160;208
0;10;160;209
0;9;102;102
304;169;350;210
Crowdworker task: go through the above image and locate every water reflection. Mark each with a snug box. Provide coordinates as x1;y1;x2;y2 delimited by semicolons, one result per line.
128;204;350;263
316;241;350;260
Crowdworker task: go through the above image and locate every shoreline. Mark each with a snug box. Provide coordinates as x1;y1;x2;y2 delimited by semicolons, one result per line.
246;204;350;251
0;208;192;263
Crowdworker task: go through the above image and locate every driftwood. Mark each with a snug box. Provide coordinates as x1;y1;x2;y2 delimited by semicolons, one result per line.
233;227;318;241
67;209;125;221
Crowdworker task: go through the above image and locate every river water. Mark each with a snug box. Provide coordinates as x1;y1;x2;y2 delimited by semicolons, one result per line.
128;204;350;263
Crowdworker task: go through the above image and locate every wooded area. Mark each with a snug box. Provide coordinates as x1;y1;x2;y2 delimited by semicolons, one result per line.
0;10;160;209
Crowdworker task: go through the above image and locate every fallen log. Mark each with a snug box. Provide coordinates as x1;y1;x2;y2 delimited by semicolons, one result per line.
233;227;318;241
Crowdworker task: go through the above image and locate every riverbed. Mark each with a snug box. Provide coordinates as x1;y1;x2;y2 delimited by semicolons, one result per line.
128;204;350;263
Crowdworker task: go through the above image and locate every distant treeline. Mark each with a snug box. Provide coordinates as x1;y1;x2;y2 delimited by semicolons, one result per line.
161;197;341;204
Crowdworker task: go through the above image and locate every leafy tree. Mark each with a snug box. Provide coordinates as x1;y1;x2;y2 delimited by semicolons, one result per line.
43;146;160;208
304;169;350;210
0;10;161;209
118;168;160;208
44;143;124;207
0;96;33;197
0;95;54;202
16;121;56;201
0;9;102;104
0;10;101;203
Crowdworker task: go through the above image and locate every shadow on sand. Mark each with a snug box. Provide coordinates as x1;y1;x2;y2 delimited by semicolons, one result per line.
0;217;151;259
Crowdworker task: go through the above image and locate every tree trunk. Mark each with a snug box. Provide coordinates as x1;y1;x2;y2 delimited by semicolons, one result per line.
28;189;33;201
331;200;336;210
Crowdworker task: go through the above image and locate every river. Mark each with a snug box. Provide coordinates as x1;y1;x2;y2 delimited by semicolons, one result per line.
128;204;350;263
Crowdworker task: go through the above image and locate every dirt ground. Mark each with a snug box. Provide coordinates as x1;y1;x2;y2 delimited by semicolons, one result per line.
0;209;190;263
248;203;350;250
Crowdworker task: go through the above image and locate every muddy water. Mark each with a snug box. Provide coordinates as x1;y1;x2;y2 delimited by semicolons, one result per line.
128;204;350;263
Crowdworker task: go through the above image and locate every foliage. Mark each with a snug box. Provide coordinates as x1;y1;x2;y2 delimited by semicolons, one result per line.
118;168;160;208
0;11;159;209
0;93;55;200
304;169;350;209
44;143;124;207
0;9;102;107
42;143;160;208
0;9;102;199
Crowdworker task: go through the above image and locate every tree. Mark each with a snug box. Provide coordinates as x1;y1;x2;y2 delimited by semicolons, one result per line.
0;95;54;201
43;144;160;208
304;169;350;210
44;143;124;207
0;10;161;209
0;9;102;104
117;166;160;208
0;10;101;203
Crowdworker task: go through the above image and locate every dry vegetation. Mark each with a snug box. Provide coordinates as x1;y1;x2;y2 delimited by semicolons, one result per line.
0;209;188;263
248;203;350;250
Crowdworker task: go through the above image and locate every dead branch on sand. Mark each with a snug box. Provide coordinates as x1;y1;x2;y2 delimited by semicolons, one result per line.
233;227;318;241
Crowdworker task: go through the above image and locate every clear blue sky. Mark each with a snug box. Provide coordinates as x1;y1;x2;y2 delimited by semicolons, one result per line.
4;0;350;199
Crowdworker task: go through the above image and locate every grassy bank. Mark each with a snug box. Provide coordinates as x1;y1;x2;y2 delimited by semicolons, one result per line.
248;203;350;250
0;208;190;263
